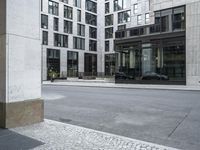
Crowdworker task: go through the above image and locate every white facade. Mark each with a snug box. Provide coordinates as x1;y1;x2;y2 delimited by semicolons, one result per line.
41;0;200;86
0;0;41;102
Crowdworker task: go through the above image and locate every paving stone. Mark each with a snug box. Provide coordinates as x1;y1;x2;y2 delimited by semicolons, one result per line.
11;119;180;150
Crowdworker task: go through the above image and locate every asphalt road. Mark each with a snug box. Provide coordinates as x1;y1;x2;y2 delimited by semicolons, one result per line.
42;85;200;150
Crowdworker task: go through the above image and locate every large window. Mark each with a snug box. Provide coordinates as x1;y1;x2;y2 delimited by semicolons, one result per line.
49;0;59;16
77;10;81;22
41;14;48;29
67;51;79;77
105;41;109;52
86;0;97;13
133;3;138;14
54;33;68;47
105;14;113;26
105;2;110;14
85;13;97;26
105;27;113;39
60;0;68;4
118;10;131;24
42;31;48;45
150;6;185;34
105;54;116;76
173;6;185;31
89;27;97;39
64;6;73;19
74;0;81;8
77;24;85;36
89;40;97;51
73;37;85;50
53;17;59;31
114;0;130;11
47;49;60;80
64;20;73;34
115;37;186;84
84;53;97;76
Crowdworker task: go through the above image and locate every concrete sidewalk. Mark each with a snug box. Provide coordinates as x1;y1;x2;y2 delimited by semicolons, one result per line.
4;119;180;150
43;80;200;91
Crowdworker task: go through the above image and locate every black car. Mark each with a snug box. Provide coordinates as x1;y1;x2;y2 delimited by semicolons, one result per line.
141;71;169;80
114;72;134;80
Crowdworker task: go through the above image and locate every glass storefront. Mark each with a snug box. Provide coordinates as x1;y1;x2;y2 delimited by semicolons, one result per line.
67;51;78;77
114;6;186;85
115;37;186;84
105;54;116;76
84;53;97;76
47;49;60;80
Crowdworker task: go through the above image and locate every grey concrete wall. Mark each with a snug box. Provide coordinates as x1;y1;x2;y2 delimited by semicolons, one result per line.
0;0;42;102
186;1;200;86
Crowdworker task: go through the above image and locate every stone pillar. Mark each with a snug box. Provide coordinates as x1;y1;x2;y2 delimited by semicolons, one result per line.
0;0;43;128
186;1;200;86
129;50;135;69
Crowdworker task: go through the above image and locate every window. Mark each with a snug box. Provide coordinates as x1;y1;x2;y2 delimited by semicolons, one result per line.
74;0;81;8
41;14;48;29
118;24;126;30
84;53;97;76
60;0;68;4
161;9;171;32
67;51;79;77
173;7;185;31
133;4;138;14
42;31;48;45
49;0;59;16
145;13;150;24
105;41;109;52
105;15;113;26
105;54;116;76
85;13;97;26
118;10;131;24
105;27;113;39
64;20;73;34
77;10;81;22
47;49;60;80
105;3;110;14
73;37;85;50
86;0;97;13
54;33;68;47
54;17;59;31
89;27;97;39
64;6;73;19
137;15;142;25
77;24;85;36
89;40;97;51
114;0;130;11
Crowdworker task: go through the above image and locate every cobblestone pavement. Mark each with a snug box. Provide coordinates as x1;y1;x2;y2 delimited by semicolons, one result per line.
12;119;180;150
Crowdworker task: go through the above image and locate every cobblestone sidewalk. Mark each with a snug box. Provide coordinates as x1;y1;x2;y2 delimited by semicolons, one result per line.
12;119;180;150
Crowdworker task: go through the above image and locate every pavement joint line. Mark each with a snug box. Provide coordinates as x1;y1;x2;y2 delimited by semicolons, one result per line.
168;109;192;138
11;119;181;150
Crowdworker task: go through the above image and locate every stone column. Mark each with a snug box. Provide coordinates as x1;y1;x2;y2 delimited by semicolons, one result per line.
186;1;200;86
0;0;43;128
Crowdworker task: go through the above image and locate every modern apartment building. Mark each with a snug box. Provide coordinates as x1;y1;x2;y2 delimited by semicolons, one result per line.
41;0;200;86
41;0;104;80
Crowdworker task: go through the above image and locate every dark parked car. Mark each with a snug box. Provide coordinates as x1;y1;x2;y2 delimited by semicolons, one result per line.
141;71;169;80
114;72;134;80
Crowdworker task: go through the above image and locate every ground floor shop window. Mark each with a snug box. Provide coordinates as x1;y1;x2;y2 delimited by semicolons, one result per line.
84;53;97;76
115;37;186;85
67;51;79;77
105;54;116;76
47;49;60;80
